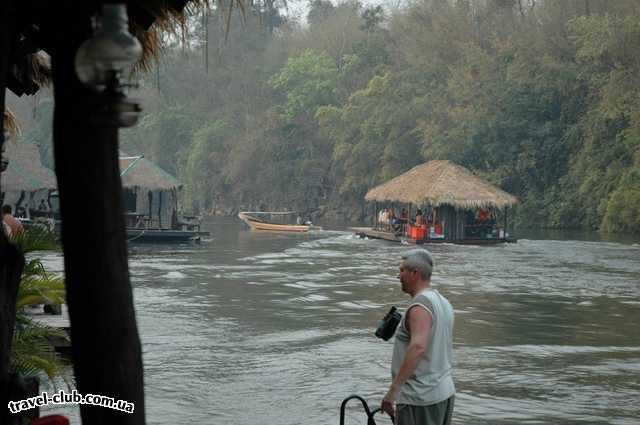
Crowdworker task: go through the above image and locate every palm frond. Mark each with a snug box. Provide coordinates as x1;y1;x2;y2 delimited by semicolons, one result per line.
23;258;47;276
10;238;69;386
11;315;70;381
17;271;65;309
13;226;60;254
14;314;68;339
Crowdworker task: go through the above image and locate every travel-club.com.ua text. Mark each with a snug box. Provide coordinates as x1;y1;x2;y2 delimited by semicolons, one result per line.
8;390;134;414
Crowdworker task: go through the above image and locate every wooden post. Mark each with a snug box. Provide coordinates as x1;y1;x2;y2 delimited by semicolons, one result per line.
426;207;438;239
374;202;377;229
158;190;163;228
0;2;26;422
0;242;24;425
405;204;411;237
504;207;508;239
51;5;145;424
148;190;153;219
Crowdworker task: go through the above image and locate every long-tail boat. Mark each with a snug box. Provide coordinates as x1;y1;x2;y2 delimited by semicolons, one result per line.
238;211;318;232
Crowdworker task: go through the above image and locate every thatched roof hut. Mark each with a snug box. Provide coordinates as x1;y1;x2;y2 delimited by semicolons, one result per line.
365;160;518;209
119;156;181;229
1;142;57;192
120;155;180;190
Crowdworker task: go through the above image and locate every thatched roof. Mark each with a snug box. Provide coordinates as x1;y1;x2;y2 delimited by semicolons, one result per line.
120;156;181;190
0;149;179;192
1;142;57;192
365;160;518;209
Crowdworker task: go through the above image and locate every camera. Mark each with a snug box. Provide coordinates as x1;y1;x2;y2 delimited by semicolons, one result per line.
375;306;401;341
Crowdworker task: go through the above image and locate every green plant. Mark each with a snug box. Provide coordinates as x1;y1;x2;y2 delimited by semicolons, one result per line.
10;227;70;385
11;315;69;382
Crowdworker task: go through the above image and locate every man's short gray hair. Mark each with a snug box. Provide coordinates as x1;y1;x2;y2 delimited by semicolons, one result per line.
401;249;434;280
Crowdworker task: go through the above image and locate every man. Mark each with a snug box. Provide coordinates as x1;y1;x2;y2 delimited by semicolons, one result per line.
382;248;455;425
2;204;24;238
415;209;424;226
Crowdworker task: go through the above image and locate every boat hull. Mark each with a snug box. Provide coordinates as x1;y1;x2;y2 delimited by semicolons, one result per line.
126;228;210;243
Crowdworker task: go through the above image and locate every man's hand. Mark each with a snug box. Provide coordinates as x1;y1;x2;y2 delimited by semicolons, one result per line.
381;387;397;418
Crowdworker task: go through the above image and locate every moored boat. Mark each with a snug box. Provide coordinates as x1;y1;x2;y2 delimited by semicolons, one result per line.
238;211;318;232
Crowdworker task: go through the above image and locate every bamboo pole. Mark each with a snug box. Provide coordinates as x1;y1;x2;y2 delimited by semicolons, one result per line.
374;202;378;229
504;207;508;239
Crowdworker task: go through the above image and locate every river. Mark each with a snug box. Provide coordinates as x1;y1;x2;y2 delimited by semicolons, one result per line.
39;218;640;424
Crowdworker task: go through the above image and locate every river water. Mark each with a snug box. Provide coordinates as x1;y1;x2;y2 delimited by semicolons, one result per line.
40;218;640;424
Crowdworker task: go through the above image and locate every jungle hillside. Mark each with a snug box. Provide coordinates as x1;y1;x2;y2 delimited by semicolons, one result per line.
11;0;640;232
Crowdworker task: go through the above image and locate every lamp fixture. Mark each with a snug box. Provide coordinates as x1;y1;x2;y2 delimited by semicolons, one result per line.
74;4;143;127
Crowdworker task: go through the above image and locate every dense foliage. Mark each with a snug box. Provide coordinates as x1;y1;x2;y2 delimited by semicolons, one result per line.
24;0;640;232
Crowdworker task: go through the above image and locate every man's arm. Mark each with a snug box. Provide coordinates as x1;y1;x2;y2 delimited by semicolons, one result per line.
381;306;432;417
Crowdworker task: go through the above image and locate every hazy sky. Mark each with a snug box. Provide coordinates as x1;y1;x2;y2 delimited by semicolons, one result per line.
284;0;397;25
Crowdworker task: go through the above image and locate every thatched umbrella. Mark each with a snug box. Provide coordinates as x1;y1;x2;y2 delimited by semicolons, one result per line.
365;160;518;209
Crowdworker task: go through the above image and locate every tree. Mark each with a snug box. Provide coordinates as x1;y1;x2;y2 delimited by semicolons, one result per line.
317;71;423;203
307;0;335;27
269;50;338;120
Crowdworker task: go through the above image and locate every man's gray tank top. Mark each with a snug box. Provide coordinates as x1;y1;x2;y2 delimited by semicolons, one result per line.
391;288;455;405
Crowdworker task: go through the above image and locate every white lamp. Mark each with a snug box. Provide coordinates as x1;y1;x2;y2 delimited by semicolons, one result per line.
74;4;142;127
75;4;142;90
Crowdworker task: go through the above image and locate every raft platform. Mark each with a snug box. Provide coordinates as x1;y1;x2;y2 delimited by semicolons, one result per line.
350;227;517;245
126;228;210;243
